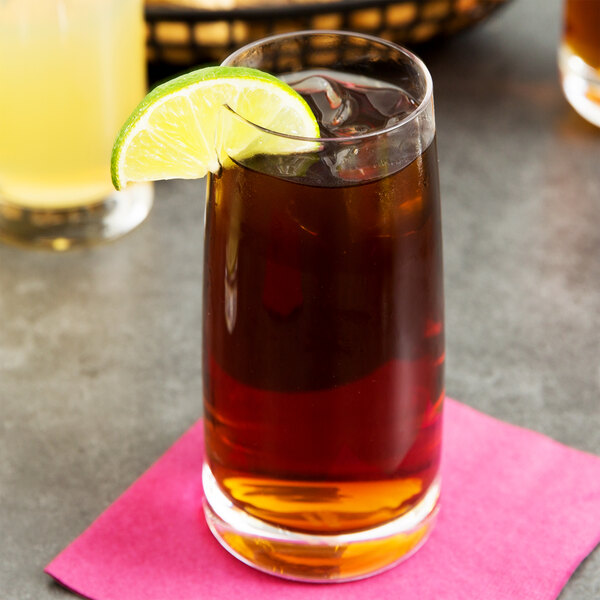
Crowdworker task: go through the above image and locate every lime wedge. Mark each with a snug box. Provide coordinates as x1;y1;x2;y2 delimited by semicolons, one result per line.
111;66;320;190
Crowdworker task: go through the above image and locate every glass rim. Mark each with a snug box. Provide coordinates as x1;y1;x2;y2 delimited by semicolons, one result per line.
220;29;434;144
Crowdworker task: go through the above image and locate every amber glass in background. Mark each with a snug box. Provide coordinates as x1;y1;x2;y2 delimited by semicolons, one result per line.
0;0;153;250
559;0;600;127
202;31;444;582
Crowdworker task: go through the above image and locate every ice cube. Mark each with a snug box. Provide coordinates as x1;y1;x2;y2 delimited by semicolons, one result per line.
284;72;358;135
362;84;416;120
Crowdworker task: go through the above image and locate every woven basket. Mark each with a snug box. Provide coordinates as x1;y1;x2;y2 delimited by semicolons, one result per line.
145;0;509;66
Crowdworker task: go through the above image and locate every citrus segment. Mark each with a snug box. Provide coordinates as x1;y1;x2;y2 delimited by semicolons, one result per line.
111;66;320;190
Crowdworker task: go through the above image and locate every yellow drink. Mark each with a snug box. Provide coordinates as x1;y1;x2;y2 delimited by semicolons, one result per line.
0;0;152;249
0;0;146;209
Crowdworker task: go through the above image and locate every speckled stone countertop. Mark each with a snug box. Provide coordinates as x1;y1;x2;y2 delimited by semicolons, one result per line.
1;0;599;597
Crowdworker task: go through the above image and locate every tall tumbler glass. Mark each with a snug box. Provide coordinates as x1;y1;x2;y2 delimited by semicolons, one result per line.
559;0;600;127
202;31;444;582
0;0;153;250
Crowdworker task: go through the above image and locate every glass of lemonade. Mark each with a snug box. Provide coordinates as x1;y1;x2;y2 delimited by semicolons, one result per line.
202;31;444;582
0;0;153;250
559;0;600;127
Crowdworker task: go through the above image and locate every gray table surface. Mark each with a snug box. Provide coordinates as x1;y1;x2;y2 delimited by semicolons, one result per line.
2;0;599;598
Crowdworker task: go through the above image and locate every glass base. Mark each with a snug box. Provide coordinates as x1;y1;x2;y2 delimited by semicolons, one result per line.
559;44;600;128
202;463;440;583
0;183;154;250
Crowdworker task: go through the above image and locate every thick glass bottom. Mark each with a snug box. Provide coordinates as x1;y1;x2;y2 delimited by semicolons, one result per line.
202;463;440;583
0;183;153;250
559;44;600;128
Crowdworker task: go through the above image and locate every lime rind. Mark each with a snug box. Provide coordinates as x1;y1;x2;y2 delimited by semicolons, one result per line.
111;66;321;190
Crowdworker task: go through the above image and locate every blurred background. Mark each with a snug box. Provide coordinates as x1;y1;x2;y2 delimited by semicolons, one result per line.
144;0;510;81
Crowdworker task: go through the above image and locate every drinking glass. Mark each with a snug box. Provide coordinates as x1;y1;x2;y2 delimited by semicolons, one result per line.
202;30;444;582
559;0;600;127
0;0;153;250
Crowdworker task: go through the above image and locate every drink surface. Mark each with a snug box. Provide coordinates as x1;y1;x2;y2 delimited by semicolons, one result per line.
203;71;444;535
564;0;600;69
0;0;145;209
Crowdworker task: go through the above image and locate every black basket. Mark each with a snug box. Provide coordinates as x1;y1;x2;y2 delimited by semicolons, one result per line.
145;0;509;66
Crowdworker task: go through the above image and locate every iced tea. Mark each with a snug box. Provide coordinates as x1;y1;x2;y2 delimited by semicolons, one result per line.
559;0;600;126
202;33;443;582
563;0;600;69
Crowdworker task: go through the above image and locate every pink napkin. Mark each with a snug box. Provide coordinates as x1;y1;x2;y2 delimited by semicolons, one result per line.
46;399;600;600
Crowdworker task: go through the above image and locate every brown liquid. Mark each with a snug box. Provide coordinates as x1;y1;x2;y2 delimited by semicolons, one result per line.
564;0;600;69
203;140;444;535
